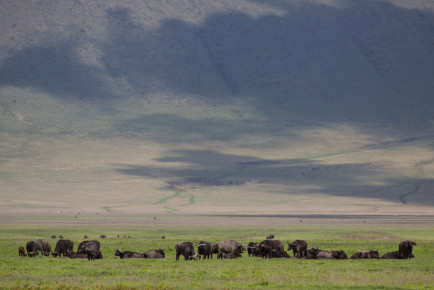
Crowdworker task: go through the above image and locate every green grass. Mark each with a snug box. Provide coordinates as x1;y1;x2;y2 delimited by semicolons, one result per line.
0;222;433;289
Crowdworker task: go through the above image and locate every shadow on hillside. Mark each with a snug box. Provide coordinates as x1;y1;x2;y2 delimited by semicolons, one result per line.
114;148;434;206
0;0;433;126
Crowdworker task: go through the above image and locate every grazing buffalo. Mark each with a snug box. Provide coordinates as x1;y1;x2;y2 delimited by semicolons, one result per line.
18;246;26;257
217;240;245;259
197;241;212;259
287;240;308;258
26;241;37;254
382;251;402;259
259;240;285;259
35;239;51;256
175;242;196;261
144;249;165;259
247;242;260;257
64;251;88;259
332;250;348;260
27;251;39;257
350;250;380;259
188;254;200;260
399;240;416;259
52;239;74;257
266;234;275;239
83;241;102;260
223;252;241;259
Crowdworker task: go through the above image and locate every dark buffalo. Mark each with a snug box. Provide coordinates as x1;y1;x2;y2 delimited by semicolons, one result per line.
115;249;144;258
266;234;274;239
350;250;380;259
399;240;416;259
18;246;26;257
287;240;308;258
51;235;56;239
79;241;102;260
77;240;101;254
271;249;291;258
382;251;403;259
175;242;195;261
52;239;74;257
316;249;334;259
100;235;106;239
197;241;212;259
332;250;348;259
64;251;88;259
35;239;51;256
26;240;37;254
144;249;165;259
217;240;245;259
223;252;241;259
247;242;260;257
27;251;39;257
211;244;218;256
259;240;285;259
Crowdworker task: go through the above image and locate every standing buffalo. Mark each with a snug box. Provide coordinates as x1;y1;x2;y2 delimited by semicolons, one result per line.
197;241;212;259
216;240;245;259
259;240;285;259
247;242;260;257
82;241;102;260
18;246;26;257
144;249;165;259
52;239;74;257
36;239;51;256
399;240;416;259
287;240;308;258
175;242;196;261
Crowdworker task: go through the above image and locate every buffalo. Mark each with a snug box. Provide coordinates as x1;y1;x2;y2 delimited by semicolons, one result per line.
350;250;380;259
399;240;416;259
64;251;88;259
35;239;51;256
271;249;291;258
77;240;102;260
18;246;26;257
287;240;308;258
175;242;196;261
27;251;39;257
52;239;74;257
259;239;285;259
266;234;274;239
382;251;403;259
197;241;212;259
188;254;201;260
217;240;245;259
115;249;144;258
247;242;260;257
144;249;165;259
223;252;241;259
332;250;348;259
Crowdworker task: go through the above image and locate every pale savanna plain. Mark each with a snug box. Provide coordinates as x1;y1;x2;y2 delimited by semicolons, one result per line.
0;0;434;288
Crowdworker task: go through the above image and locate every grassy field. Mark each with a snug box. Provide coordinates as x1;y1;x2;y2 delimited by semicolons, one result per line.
0;220;433;289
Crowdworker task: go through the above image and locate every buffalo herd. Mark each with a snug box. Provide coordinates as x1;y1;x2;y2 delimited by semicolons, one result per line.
18;237;417;262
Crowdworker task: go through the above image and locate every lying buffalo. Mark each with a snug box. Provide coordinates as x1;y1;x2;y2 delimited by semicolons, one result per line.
271;249;291;258
115;249;144;258
144;249;165;259
217;240;245;259
197;241;212;259
64;251;88;259
223;252;241;259
382;251;403;259
175;242;196;261
287;240;308;258
399;240;416;259
332;250;348;259
350;250;380;259
52;239;74;257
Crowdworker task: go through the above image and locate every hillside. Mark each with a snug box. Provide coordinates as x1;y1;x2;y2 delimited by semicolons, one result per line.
0;0;433;216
